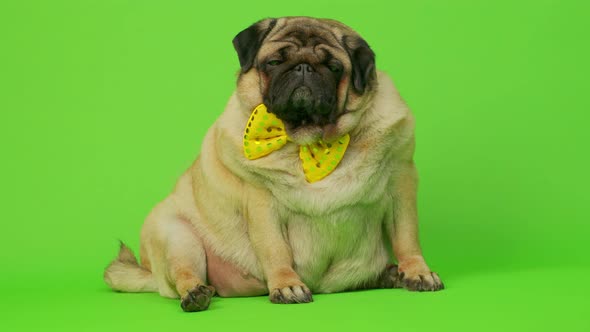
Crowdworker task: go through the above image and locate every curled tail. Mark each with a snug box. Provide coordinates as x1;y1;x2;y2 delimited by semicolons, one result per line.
104;242;157;293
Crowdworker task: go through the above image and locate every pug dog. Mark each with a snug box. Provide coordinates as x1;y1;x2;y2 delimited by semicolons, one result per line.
104;16;444;312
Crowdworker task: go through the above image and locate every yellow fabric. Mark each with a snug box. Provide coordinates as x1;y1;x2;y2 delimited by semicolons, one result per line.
243;104;350;183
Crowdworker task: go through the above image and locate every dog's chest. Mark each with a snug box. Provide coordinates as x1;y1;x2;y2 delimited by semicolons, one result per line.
263;141;394;215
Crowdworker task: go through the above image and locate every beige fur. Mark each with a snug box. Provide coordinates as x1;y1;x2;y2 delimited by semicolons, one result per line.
104;17;443;311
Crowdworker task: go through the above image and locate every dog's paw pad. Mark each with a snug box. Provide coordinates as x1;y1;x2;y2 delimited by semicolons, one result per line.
269;285;313;304
180;285;215;312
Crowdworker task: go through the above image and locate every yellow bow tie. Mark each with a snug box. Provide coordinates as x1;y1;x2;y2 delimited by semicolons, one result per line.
243;104;350;183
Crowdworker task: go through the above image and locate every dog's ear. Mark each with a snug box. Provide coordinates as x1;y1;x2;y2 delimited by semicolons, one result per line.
344;36;376;94
233;19;277;73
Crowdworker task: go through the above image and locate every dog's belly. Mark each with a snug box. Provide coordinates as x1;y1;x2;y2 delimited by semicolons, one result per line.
285;200;391;293
204;244;267;297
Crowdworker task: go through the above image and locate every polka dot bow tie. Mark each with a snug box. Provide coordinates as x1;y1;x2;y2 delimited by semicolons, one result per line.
243;104;350;183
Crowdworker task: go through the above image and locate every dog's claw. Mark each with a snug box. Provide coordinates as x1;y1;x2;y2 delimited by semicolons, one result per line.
269;285;313;304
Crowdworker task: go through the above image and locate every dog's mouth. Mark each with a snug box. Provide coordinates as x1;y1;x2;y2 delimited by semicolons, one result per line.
266;86;337;129
283;114;349;146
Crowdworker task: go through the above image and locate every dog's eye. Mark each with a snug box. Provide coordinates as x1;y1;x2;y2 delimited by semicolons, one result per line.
328;64;341;73
267;60;283;66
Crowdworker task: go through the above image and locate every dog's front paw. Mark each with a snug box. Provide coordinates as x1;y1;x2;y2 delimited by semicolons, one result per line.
180;285;215;312
396;256;444;292
269;285;313;304
397;270;444;291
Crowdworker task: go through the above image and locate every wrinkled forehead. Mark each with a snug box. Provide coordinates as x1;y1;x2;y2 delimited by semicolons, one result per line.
258;18;351;61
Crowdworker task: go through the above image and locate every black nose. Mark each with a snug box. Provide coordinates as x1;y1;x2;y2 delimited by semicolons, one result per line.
294;63;314;74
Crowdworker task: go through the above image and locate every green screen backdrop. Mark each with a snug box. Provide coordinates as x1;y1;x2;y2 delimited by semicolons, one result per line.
1;0;589;331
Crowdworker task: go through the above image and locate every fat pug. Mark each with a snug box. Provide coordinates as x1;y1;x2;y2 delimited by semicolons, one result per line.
104;16;444;312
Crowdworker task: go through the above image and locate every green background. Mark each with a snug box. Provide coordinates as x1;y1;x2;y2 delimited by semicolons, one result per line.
1;0;589;331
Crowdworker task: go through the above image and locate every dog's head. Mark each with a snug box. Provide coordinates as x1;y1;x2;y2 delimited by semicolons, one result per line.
233;17;376;144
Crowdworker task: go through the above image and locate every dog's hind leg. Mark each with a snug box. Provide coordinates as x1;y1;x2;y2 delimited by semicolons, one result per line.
140;196;215;312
